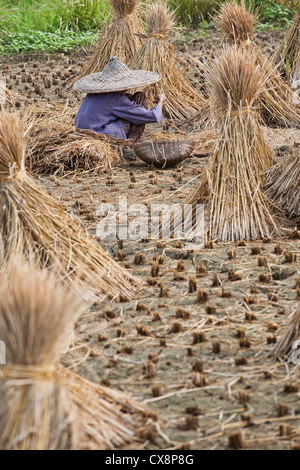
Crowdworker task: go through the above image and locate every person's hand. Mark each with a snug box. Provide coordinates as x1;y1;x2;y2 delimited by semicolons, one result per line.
156;93;167;106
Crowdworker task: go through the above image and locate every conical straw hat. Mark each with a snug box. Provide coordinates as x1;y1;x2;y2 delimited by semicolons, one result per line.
73;56;161;93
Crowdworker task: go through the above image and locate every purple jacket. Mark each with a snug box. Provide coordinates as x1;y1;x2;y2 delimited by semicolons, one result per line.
75;92;164;139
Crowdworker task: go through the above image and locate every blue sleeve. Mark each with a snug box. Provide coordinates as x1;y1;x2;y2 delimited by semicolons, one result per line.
112;95;164;125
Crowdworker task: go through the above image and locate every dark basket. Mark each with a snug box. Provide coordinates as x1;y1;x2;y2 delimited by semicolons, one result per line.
133;138;195;168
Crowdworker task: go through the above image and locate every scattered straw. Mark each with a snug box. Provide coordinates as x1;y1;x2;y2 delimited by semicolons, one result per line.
27;124;124;175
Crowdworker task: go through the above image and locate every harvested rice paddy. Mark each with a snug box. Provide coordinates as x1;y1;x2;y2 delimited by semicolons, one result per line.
1;9;300;450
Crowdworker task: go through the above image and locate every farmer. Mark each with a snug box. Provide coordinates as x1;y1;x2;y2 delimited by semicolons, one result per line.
74;56;166;143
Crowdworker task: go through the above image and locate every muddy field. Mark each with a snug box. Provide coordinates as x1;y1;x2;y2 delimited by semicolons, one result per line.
1;30;300;450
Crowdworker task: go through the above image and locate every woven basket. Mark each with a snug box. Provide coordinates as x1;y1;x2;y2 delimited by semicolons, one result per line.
133;138;195;168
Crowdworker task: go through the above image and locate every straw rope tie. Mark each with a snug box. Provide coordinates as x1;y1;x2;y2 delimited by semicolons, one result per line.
0;169;26;183
230;107;255;117
0;365;57;381
148;33;166;40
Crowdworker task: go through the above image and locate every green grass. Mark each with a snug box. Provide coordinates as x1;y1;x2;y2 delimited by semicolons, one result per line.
0;0;298;55
0;0;110;33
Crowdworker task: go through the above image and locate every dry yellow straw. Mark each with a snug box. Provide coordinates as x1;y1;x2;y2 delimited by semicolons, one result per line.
27;123;123;175
215;0;300;128
0;261;147;449
129;2;208;121
273;7;300;81
273;310;300;360
69;0;144;87
0;110;140;301
266;141;300;222
183;46;284;242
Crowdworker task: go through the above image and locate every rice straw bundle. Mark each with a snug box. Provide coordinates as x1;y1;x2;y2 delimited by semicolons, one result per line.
266;141;300;222
274;8;300;81
273;310;300;360
69;0;144;87
27;124;123;175
0;110;139;301
215;1;300;128
0;262;147;449
129;2;208;121
183;47;282;242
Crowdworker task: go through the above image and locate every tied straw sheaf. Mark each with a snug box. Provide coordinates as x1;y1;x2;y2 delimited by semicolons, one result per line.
215;0;300;128
272;310;300;361
0;262;148;450
266;141;300;222
129;2;208;121
273;8;300;81
0;110;140;301
68;0;144;87
182;46;285;242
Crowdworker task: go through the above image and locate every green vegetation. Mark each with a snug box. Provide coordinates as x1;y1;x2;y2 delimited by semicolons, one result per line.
0;30;97;54
0;0;298;55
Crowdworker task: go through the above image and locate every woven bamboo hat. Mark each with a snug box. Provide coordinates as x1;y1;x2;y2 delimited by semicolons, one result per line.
73;56;161;93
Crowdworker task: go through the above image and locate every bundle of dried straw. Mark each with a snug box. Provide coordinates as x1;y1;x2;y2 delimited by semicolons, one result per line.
69;0;144;87
215;1;300;128
184;47;283;242
266;141;300;222
0;261;147;449
0;110;139;301
22;101;78;128
27;124;123;175
273;310;300;361
273;8;300;81
129;2;208;121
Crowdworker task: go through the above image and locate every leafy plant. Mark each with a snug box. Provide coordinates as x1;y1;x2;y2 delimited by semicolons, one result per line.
0;29;97;54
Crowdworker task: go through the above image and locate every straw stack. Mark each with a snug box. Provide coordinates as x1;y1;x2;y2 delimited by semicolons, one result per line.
0;261;147;449
184;47;282;242
0;110;139;301
274;8;300;81
266;141;300;222
215;1;300;128
69;0;144;87
129;2;208;121
27;124;123;175
273;310;300;361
